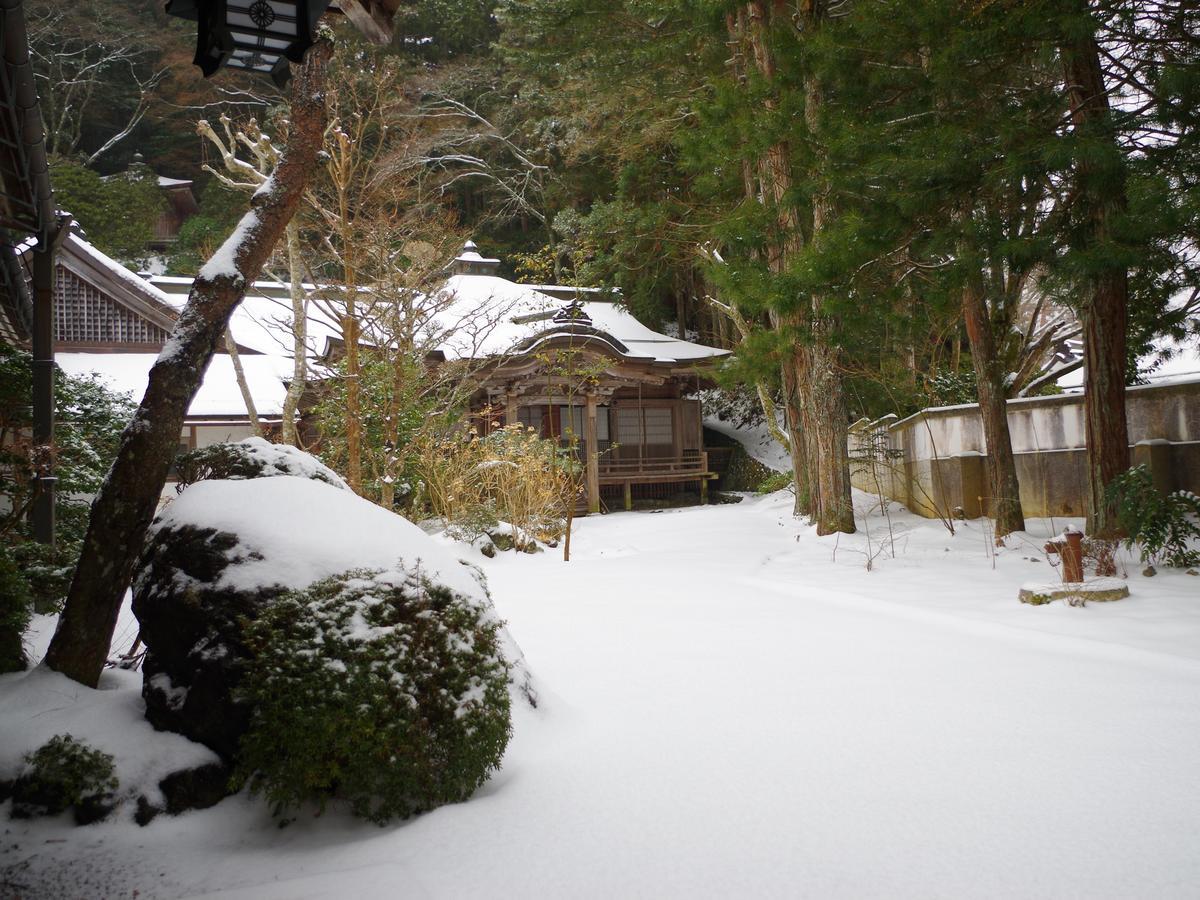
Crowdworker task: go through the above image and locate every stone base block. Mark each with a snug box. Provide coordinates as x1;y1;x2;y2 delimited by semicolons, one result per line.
1018;577;1131;605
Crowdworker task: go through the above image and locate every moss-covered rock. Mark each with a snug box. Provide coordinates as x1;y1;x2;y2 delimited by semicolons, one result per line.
133;523;285;760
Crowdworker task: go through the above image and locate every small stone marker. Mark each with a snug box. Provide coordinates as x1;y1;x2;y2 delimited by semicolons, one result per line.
1019;524;1131;605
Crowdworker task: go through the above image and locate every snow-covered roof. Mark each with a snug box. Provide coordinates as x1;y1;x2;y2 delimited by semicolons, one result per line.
63;233;179;322
46;237;725;420
147;274;342;361
432;268;728;366
156;175;193;189
57;351;289;417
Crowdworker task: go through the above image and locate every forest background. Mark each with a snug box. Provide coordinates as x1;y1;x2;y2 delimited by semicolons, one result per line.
28;0;1200;538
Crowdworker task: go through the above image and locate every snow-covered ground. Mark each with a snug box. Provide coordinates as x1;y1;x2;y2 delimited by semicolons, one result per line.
3;492;1199;898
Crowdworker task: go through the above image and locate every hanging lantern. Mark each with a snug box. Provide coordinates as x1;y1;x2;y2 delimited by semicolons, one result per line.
165;0;332;88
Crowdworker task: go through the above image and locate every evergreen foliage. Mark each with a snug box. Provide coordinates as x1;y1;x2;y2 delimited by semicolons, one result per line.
1106;465;1200;568
0;345;135;616
0;545;33;672
166;182;245;275
311;351;447;509
10;735;119;823
49;159;164;265
235;569;512;824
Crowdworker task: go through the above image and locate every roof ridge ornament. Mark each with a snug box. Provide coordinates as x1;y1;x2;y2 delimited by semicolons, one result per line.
553;298;592;326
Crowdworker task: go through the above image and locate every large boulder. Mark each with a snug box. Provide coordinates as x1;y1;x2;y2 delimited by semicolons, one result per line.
133;471;534;763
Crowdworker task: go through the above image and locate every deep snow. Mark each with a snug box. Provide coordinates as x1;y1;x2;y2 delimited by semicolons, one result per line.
3;491;1199;899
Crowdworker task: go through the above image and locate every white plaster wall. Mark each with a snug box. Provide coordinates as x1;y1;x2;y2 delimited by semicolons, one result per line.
193;423;259;448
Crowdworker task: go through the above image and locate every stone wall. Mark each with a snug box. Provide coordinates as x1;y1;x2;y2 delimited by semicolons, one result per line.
849;378;1200;521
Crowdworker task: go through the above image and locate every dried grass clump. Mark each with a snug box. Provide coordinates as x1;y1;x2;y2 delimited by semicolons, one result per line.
413;425;575;549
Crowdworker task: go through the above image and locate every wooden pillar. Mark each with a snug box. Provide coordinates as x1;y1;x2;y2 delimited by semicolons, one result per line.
31;226;62;546
505;393;518;427
671;400;682;460
624;481;632;511
585;393;600;514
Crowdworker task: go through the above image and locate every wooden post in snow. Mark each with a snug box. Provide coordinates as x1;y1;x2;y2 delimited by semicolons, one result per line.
585;392;600;514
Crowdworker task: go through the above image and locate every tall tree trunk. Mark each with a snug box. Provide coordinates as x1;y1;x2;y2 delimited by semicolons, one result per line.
742;1;819;519
1060;7;1130;538
43;39;333;688
801;339;854;535
801;3;854;535
280;220;307;446
961;270;1025;537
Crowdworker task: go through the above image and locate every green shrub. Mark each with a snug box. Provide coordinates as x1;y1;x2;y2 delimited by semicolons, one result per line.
756;470;795;495
11;735;118;823
0;345;135;614
236;568;512;825
1106;465;1200;568
9;537;75;615
0;544;32;673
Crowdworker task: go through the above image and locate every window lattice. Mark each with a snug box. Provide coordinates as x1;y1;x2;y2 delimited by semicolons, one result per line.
54;268;170;345
615;408;641;445
643;408;672;445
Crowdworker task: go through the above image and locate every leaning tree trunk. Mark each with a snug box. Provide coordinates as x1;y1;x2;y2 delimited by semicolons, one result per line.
44;40;333;688
962;270;1025;538
1060;8;1130;538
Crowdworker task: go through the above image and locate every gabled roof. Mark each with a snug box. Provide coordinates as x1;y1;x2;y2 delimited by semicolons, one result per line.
54;232;180;335
16;233;293;418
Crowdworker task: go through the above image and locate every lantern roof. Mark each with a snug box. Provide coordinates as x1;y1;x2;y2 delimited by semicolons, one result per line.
166;0;406;85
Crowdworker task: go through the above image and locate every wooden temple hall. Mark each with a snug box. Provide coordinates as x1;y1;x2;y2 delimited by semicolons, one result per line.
440;243;731;513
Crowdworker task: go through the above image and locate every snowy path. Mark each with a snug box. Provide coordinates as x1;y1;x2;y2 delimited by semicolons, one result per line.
4;493;1200;898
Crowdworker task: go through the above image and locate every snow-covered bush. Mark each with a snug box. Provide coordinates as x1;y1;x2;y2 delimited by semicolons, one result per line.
701;385;768;430
414;425;572;550
10;735;118;824
174;437;347;493
134;475;535;771
235;568;512;825
1106;465;1200;568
